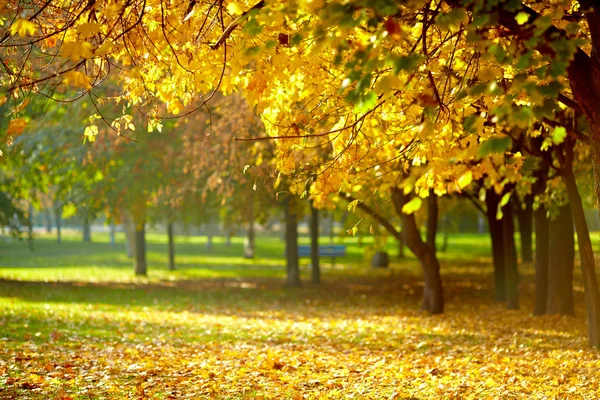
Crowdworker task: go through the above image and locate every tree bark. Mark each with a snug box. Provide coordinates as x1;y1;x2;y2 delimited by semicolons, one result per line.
502;204;519;310
284;198;301;287
167;222;176;271
310;201;320;284
391;188;443;314
561;141;600;347
533;205;550;316
547;204;575;315
485;190;505;302
426;190;438;253
134;223;147;276
516;195;534;263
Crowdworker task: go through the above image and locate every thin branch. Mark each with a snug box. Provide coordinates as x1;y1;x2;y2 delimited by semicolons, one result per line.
210;0;265;50
542;117;590;144
339;193;403;242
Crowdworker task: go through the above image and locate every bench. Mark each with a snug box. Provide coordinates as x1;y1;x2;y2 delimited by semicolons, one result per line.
298;245;346;257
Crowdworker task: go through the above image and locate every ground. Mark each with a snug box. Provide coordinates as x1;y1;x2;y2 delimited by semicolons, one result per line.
1;232;599;399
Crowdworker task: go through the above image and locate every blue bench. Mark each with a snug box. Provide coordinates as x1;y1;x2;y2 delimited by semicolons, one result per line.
298;245;346;257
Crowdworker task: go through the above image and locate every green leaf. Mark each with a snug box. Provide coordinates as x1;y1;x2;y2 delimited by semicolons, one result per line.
354;91;378;113
551;126;567;145
401;197;422;215
515;12;529;25
479;137;512;157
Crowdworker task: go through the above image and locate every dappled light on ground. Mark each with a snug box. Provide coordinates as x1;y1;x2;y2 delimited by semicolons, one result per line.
1;272;598;399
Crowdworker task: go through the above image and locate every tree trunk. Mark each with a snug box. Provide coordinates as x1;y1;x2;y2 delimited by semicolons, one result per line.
54;203;62;244
485;190;505;302
516;195;534;263
109;221;116;245
134;223;147;276
391;188;443;314
206;231;213;251
284;198;301;287
426;190;438;253
167;222;176;271
310;201;320;284
502;204;519;310
244;196;255;258
44;208;52;233
82;213;91;243
533;205;550;316
397;234;405;259
226;231;232;247
547;204;575;315
122;212;136;258
561;147;600;347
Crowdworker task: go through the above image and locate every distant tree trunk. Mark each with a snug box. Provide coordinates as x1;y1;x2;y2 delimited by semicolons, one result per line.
310;201;320;284
54;202;62;244
134;223;147;276
167;221;176;271
502;204;519;310
547;204;575;315
226;231;232;247
244;195;255;258
109;221;116;245
329;213;334;243
82;212;92;243
426;190;438;253
485;190;505;302
44;208;52;233
516;195;534;263
284;198;301;287
27;203;34;238
206;225;213;251
560;140;600;347
122;212;136;258
392;188;443;314
533;205;550;316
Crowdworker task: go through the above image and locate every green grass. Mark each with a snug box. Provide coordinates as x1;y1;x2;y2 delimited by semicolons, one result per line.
0;230;500;282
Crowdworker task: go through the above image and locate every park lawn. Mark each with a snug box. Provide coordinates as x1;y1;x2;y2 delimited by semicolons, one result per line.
1;232;600;398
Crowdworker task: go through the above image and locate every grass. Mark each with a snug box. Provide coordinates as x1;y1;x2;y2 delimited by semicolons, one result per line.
1;230;600;398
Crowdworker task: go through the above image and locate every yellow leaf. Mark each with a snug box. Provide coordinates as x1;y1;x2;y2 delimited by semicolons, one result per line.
401;197;422;215
62;71;92;90
9;18;36;37
227;1;244;15
77;22;100;38
457;170;473;190
61;41;94;61
84;125;98;143
7;118;27;137
346;199;362;213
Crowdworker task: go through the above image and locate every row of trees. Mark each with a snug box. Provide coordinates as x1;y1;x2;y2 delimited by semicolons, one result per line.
2;0;600;347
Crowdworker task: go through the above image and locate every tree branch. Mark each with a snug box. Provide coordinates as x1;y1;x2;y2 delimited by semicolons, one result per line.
542;117;590;144
339;193;402;242
210;0;265;50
